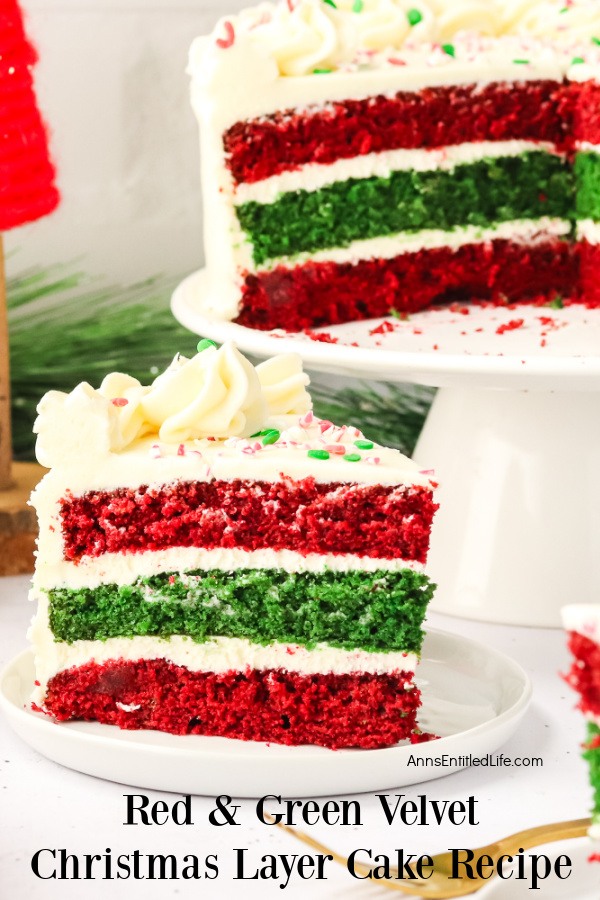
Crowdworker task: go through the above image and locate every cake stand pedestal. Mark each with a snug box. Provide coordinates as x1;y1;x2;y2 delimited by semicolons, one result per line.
172;270;600;627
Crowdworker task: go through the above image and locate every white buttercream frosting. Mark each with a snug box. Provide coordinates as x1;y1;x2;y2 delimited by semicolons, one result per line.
192;0;600;82
34;342;311;466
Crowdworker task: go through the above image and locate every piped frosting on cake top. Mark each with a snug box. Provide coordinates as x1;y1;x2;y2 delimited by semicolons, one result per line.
33;340;432;492
190;0;600;125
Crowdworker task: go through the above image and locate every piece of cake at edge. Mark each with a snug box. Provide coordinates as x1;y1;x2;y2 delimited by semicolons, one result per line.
29;341;438;749
562;604;600;843
188;0;600;331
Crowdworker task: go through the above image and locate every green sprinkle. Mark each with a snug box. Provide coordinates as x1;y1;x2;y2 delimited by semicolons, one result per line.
262;430;280;446
593;37;600;46
548;295;564;310
390;307;410;320
313;67;333;74
251;429;272;438
513;59;530;65
196;338;218;352
322;0;337;7
308;449;330;461
559;5;568;11
343;454;362;463
355;440;374;450
571;56;585;65
352;0;364;11
407;8;423;26
441;43;455;57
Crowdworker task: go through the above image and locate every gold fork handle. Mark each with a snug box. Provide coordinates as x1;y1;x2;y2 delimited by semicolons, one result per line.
492;817;592;855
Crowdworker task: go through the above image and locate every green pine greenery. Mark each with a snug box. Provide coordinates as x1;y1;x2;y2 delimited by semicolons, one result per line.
8;266;432;460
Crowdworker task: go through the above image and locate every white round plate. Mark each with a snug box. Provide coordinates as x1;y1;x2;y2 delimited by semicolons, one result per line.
477;838;599;899
0;629;530;798
172;269;600;390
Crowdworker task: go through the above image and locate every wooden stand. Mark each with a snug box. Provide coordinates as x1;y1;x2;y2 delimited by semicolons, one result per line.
0;461;44;575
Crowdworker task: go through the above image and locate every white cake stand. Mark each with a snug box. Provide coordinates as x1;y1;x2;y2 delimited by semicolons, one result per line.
172;270;600;627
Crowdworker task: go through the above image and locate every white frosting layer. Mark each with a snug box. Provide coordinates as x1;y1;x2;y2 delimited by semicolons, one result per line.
577;219;600;246
562;604;600;646
234;140;561;204
248;217;572;273
32;546;425;592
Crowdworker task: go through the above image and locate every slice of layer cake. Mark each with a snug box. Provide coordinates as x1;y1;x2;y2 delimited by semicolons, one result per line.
562;605;600;842
29;341;438;749
189;0;600;330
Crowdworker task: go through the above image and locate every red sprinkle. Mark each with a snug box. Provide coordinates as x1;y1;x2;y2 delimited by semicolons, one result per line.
216;20;235;49
111;398;129;407
369;320;396;336
496;318;525;334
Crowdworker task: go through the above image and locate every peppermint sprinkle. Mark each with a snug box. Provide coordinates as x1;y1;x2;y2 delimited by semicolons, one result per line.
300;411;314;427
355;439;374;450
308;449;330;461
407;8;423;26
216;20;235;49
441;43;455;57
150;443;162;459
365;457;381;466
177;444;186;457
324;444;346;455
242;446;257;455
111;397;128;407
197;338;218;352
343;454;361;463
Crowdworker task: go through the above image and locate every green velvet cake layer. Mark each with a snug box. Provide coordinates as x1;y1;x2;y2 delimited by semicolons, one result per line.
48;567;434;654
575;152;600;222
236;151;574;265
584;722;600;823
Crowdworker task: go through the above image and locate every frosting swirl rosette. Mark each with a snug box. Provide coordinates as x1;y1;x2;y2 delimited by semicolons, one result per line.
135;342;267;443
256;353;311;416
34;343;315;467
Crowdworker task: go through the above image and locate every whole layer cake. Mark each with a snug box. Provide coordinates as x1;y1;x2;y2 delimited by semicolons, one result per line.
189;0;600;331
562;604;600;841
29;341;438;749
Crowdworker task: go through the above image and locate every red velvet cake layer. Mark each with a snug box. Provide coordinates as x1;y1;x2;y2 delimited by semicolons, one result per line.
565;632;600;718
44;660;421;749
224;80;574;184
574;81;600;145
579;240;600;307
238;239;578;331
60;478;437;563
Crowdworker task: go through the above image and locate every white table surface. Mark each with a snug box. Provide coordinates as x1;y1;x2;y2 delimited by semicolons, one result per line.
0;573;591;899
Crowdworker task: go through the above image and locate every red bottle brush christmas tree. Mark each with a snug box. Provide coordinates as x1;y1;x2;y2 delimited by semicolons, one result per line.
0;0;59;570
